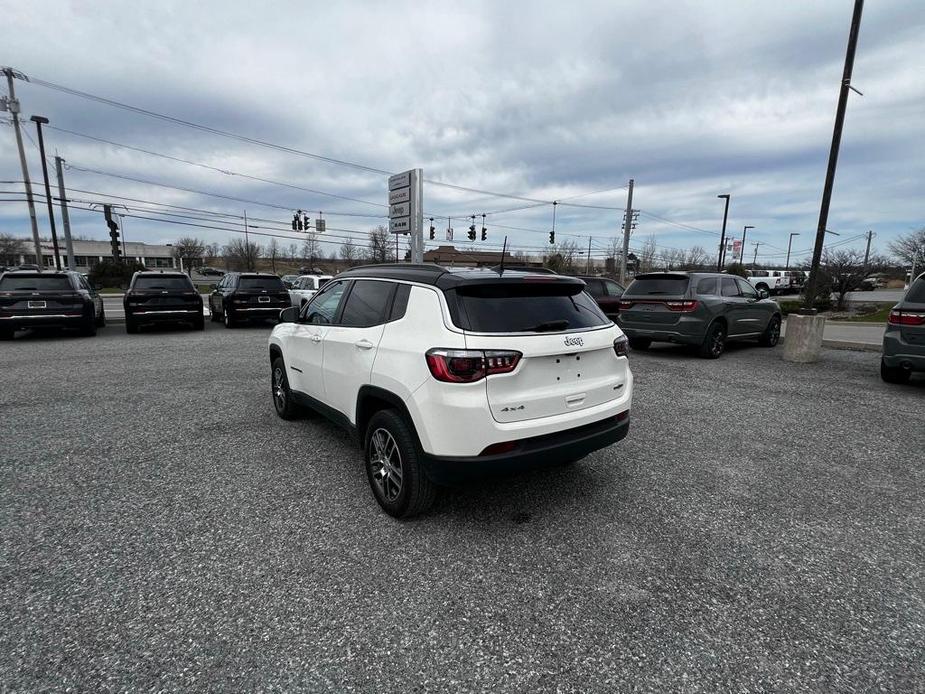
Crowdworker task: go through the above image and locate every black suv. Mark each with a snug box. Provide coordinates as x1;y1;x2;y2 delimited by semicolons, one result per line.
209;272;290;328
0;270;104;339
124;271;204;334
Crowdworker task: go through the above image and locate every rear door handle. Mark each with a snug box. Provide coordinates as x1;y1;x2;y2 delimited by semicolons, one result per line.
355;339;374;350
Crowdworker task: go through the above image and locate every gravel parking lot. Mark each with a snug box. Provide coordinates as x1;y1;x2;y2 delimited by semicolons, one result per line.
2;324;923;692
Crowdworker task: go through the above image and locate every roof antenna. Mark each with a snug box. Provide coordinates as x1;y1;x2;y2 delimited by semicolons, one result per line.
499;236;507;275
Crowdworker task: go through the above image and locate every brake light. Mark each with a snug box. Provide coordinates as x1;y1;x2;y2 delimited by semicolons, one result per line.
613;336;629;357
425;349;521;383
665;300;699;312
479;441;519;456
619;300;634;310
889;310;925;326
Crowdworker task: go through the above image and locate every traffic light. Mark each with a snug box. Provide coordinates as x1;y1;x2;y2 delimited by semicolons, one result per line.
103;204;121;261
429;221;435;240
291;214;298;231
549;231;555;244
468;224;476;241
481;227;487;241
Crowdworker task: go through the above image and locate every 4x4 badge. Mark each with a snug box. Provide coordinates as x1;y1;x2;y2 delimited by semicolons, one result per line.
500;405;525;412
564;336;584;347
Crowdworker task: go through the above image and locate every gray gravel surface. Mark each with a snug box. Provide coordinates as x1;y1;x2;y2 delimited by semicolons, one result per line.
2;325;923;692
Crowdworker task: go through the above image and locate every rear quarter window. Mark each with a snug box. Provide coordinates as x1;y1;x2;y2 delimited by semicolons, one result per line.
905;278;925;303
696;278;718;296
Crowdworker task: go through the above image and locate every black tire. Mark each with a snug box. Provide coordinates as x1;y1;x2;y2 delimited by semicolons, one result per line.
271;357;302;420
698;321;726;359
880;359;910;384
96;306;106;327
194;316;205;331
759;314;781;347
365;409;436;519
125;317;139;334
0;327;13;340
628;337;652;350
79;313;97;337
224;307;235;329
209;301;220;322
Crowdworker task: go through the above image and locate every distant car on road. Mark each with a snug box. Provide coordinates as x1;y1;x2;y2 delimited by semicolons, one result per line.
617;272;782;358
288;274;333;308
577;275;624;320
209;272;290;328
0;269;104;339
746;269;791;295
196;266;225;277
124;271;204;334
881;272;925;384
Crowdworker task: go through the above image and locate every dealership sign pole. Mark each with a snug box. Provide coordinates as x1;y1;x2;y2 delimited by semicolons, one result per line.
389;169;423;264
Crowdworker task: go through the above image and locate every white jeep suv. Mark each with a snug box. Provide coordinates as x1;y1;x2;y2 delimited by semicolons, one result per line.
268;264;633;518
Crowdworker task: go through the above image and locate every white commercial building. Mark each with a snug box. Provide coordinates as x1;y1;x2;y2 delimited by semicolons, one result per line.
8;239;177;270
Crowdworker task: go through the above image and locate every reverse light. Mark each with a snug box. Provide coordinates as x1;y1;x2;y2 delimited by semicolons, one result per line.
425;349;521;383
888;310;925;326
613;336;629;357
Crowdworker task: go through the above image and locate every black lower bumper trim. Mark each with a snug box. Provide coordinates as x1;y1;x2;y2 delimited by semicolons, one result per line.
421;413;630;485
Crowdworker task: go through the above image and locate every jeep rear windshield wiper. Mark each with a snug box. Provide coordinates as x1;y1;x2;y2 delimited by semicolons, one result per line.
527;320;570;332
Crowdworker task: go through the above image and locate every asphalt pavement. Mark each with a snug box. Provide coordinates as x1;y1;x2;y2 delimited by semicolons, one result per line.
2;325;923;692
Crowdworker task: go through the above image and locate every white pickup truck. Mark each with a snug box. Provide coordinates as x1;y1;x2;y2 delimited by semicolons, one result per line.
746;269;793;296
287;274;333;308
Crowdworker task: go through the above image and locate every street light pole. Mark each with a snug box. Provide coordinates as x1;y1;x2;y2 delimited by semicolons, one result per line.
802;0;865;311
741;225;754;267
716;194;730;271
30;115;62;270
785;232;800;269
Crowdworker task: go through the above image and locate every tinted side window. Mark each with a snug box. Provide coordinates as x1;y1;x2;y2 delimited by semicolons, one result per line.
340;280;395;328
604;280;624;296
905;278;925;303
737;279;758;299
584;279;604;298
721;278;740;297
305;280;347;324
697;278;718;296
389;283;411;321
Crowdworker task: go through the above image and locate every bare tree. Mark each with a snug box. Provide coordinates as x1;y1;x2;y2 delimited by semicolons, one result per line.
367;225;392;264
301;233;321;271
287;243;299;262
0;233;27;265
684;245;709;270
638;236;658;273
223;238;260;272
203;242;221;262
340;241;359;266
889;227;925;268
171;236;205;275
266;238;281;274
544;240;580;274
822;249;867;311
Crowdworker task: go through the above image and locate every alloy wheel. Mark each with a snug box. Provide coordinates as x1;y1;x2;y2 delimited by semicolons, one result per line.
369;428;403;502
711;326;725;357
273;366;287;412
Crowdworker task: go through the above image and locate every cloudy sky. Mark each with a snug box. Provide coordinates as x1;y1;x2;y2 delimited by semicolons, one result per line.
2;0;923;265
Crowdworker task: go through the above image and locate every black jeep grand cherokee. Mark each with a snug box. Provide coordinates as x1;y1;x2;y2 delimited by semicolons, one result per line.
0;270;104;339
124;271;204;334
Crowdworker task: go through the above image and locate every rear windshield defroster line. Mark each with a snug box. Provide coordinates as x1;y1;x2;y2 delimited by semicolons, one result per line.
449;283;610;333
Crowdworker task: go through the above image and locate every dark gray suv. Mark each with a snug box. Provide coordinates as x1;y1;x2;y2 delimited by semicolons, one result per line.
616;272;782;358
881;273;925;384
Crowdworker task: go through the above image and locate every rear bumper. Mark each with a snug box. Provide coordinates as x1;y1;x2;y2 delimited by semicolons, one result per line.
421;412;630;484
882;331;925;372
620;325;702;345
0;313;84;329
127;308;202;324
230;306;286;317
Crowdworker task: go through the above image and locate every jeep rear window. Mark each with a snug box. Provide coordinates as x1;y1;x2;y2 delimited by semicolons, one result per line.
0;275;72;291
905;278;925;303
624;277;690;296
239;276;285;291
133;276;194;290
451;283;609;332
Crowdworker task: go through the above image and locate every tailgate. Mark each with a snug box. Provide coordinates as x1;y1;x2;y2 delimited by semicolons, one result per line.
0;291;85;316
465;327;627;423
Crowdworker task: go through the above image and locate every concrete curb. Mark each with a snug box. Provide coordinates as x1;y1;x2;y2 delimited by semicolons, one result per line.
821;339;881;353
824;321;888;327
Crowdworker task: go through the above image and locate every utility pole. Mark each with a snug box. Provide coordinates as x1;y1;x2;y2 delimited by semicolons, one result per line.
802;0;865;311
30;116;61;269
741;225;754;267
586;236;593;274
54;156;76;269
785;232;800;270
3;67;42;266
862;229;873;272
619;179;634;284
243;209;252;271
752;242;763;266
716;194;731;271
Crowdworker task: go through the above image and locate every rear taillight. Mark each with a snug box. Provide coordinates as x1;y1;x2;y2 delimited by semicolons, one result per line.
425;349;521;383
479;441;519;456
613;336;629;357
665;300;699;312
889;310;925;326
619;300;634;310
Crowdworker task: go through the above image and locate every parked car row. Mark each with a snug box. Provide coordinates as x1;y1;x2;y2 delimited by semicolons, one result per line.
0;270;105;339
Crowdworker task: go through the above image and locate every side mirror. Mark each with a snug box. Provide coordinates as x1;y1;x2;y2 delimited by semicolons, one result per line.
279;306;299;323
757;288;769;299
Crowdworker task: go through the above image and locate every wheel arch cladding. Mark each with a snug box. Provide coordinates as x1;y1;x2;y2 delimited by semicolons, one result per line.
356;386;421;449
